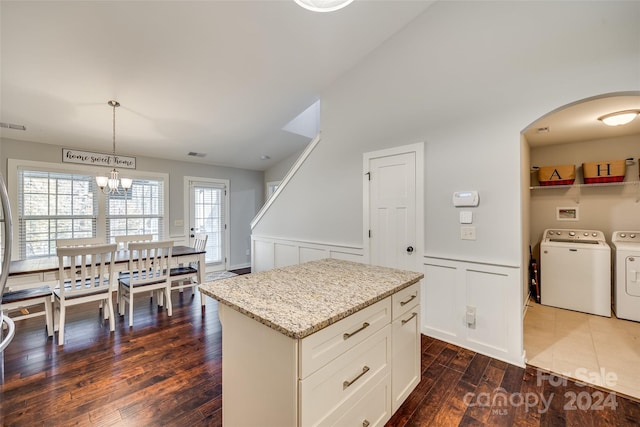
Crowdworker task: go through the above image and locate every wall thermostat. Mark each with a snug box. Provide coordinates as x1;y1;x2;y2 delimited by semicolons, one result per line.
452;191;479;207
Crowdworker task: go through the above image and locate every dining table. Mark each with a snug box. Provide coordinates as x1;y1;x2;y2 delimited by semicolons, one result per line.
6;245;206;294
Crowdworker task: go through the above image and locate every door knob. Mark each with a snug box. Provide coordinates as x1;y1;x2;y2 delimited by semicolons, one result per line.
406;246;414;253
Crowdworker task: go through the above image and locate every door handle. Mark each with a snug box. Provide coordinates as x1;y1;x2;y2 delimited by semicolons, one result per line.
406;246;414;254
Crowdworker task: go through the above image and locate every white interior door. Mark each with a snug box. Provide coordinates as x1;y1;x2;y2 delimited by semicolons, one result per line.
188;179;229;271
366;150;418;271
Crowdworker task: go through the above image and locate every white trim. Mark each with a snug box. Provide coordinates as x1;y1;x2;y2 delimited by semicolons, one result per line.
183;176;230;271
7;158;169;259
362;142;425;273
251;133;321;230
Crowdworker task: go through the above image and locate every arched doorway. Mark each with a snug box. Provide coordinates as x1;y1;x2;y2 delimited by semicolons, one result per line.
521;91;640;400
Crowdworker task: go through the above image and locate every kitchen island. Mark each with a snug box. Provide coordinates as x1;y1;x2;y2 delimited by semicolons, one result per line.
200;258;423;427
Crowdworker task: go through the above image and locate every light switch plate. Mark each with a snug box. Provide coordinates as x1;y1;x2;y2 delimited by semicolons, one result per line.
459;211;473;224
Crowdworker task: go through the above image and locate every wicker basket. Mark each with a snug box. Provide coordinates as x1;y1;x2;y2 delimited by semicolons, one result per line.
537;165;576;186
582;160;626;184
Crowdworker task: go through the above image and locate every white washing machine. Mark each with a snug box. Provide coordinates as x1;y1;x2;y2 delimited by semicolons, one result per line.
612;231;640;322
540;229;611;317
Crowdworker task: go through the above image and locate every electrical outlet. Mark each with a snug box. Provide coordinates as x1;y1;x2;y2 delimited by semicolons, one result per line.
466;306;476;329
246;249;250;256
460;226;476;240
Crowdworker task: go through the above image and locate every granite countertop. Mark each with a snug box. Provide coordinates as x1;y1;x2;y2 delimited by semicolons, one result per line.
199;258;424;339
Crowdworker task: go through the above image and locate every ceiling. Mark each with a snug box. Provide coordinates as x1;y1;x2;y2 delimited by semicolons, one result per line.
0;0;432;171
524;93;640;147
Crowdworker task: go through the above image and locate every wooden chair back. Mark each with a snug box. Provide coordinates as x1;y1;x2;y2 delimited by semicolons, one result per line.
192;233;208;253
56;243;117;300
56;237;103;249
115;234;154;250
127;241;173;287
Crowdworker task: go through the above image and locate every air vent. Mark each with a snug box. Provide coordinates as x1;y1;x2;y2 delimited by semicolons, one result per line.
0;122;26;131
188;152;206;158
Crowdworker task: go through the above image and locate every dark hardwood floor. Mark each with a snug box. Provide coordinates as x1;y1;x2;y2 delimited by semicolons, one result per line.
2;282;639;426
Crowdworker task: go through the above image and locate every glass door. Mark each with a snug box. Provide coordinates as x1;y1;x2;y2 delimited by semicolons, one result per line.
188;179;229;271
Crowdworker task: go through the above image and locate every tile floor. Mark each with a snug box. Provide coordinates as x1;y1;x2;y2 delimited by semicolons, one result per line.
524;301;640;401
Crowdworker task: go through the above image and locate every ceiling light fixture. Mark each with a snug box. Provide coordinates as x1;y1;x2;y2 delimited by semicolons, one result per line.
294;0;354;13
96;100;132;194
597;110;640;126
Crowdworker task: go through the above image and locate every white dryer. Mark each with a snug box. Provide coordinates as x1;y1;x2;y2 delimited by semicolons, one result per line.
540;229;611;317
612;231;640;322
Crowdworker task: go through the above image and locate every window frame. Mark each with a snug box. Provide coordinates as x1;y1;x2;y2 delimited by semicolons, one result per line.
7;158;169;260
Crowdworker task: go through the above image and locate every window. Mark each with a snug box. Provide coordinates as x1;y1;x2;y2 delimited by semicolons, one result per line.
106;178;164;243
17;168;97;258
11;159;168;260
266;181;280;199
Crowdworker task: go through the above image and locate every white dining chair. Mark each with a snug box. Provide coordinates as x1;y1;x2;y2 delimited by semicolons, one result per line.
169;233;208;306
114;234;153;250
56;237;103;249
54;243;117;345
118;240;173;327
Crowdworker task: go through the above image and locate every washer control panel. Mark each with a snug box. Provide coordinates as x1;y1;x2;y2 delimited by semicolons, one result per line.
544;229;606;242
612;231;640;243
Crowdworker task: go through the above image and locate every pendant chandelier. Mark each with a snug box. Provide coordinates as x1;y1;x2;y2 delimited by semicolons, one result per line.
96;100;132;194
294;0;354;13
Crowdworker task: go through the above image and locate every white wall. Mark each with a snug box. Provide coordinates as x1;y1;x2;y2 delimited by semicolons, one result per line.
1;137;264;269
252;1;640;366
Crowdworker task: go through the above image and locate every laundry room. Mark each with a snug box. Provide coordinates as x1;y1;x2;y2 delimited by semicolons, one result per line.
523;93;640;401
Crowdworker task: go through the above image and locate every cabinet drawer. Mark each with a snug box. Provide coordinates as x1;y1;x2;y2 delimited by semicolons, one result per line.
300;297;391;378
391;282;420;320
322;372;391;427
300;324;391;427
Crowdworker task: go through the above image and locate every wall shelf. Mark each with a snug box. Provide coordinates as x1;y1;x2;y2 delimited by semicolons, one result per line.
530;180;640;203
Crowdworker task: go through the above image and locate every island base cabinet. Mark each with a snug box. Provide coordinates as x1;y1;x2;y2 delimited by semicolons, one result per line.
215;282;421;427
219;304;298;427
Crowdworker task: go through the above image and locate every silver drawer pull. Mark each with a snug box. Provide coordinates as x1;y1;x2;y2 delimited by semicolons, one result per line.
343;322;370;340
401;312;418;325
343;365;370;389
363;421;370;427
400;294;417;306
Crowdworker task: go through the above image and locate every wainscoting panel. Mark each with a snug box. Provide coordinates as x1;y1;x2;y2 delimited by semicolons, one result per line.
251;235;363;273
422;257;524;367
465;268;509;353
274;244;298;269
253;240;275;272
423;263;457;338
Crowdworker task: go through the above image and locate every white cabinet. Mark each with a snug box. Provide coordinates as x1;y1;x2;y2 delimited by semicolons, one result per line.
217;285;420;427
300;325;392;426
391;282;421;412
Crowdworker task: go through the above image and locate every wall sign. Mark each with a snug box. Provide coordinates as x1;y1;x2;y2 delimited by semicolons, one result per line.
62;148;136;169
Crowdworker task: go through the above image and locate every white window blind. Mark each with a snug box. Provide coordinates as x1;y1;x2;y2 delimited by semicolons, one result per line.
17;168;97;258
106;178;165;243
